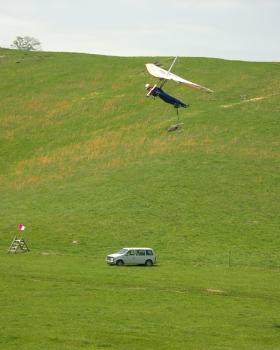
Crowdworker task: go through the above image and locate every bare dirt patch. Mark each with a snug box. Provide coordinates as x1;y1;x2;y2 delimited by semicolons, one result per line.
206;288;225;294
221;96;267;108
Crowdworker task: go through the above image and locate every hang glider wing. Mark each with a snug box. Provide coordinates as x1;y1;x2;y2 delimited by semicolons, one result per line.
145;63;213;93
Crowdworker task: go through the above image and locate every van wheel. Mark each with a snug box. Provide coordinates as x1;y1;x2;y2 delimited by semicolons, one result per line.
116;260;124;266
145;260;153;266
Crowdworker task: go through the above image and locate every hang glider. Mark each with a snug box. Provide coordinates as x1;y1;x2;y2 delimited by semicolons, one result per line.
145;57;213;127
145;58;213;93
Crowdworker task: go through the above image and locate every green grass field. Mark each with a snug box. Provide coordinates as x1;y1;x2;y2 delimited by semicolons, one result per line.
0;48;280;349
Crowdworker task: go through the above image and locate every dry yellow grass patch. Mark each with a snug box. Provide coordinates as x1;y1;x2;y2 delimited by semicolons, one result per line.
8;129;221;188
47;100;73;117
37;155;54;165
16;159;33;176
102;99;119;113
10;175;41;189
101;159;128;169
3;130;16;141
120;120;151;133
181;137;197;148
242;148;280;160
11;174;62;189
148;138;171;156
1;114;33;127
136;136;148;145
13;133;122;177
25;97;48;113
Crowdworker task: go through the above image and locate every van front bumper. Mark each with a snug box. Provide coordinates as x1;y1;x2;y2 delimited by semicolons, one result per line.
106;257;115;264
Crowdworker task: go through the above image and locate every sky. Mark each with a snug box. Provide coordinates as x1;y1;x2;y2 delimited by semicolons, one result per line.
1;0;279;61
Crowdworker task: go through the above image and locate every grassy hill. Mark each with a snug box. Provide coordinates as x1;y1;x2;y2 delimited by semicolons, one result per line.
0;48;279;349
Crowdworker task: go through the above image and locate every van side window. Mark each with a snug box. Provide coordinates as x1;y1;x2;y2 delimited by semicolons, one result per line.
126;250;135;256
146;250;153;256
136;250;145;256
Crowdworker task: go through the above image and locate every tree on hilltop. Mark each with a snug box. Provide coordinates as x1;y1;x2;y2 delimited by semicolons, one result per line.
11;36;42;51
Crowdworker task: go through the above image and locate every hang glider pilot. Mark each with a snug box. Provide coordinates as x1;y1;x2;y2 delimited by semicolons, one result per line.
145;84;188;109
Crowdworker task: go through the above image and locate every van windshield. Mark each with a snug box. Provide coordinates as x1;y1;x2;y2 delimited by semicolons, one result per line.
117;249;128;254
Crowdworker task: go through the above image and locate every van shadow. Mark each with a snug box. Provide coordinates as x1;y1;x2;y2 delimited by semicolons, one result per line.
117;264;159;268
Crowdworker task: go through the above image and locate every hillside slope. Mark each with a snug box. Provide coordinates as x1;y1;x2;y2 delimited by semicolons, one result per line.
1;48;279;264
0;48;279;349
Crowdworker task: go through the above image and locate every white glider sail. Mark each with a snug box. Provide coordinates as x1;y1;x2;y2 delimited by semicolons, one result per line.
145;63;213;93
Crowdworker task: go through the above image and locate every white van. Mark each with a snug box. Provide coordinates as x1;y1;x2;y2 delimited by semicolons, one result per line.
106;247;156;266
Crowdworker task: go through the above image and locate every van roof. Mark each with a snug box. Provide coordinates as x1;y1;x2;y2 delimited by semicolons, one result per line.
123;247;153;250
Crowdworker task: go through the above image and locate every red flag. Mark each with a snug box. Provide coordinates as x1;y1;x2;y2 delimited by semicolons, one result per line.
18;224;26;231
